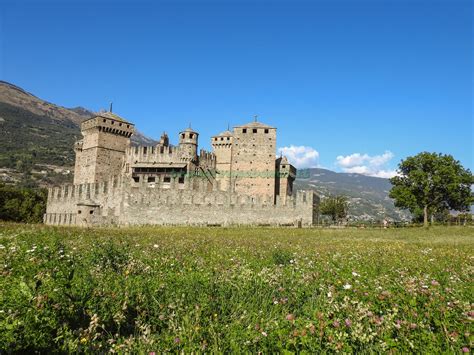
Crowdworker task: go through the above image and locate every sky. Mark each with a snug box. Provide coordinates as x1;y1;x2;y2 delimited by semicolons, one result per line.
1;0;472;177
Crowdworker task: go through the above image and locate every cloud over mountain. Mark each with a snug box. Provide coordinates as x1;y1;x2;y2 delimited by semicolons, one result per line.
278;145;320;169
335;151;397;178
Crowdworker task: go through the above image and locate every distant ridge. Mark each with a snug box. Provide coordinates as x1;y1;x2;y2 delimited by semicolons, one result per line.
0;81;156;186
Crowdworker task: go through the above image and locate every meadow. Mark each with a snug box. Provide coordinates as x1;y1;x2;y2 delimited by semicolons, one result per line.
0;224;472;353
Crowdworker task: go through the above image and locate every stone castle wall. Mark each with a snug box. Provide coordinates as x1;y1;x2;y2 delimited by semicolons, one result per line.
45;177;318;227
231;125;277;197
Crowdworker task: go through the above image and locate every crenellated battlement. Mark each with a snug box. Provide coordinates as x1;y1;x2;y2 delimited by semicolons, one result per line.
48;175;124;205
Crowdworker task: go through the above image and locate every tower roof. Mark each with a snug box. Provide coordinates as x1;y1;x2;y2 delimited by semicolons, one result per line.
213;130;233;138
180;127;198;134
234;121;275;129
95;111;131;124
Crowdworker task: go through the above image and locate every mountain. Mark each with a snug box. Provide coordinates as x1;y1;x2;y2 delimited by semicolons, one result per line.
295;168;410;222
0;81;156;186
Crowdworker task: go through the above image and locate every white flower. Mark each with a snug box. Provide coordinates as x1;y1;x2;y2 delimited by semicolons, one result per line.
343;284;352;290
261;331;267;337
352;272;360;277
153;244;159;248
0;245;5;249
327;291;332;298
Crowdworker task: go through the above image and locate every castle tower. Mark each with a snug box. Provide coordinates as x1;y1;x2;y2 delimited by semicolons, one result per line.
275;155;296;204
157;132;169;147
231;120;277;198
178;127;198;161
73;111;134;185
211;129;233;191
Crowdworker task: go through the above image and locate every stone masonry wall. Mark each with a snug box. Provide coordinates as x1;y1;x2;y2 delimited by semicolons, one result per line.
45;177;317;227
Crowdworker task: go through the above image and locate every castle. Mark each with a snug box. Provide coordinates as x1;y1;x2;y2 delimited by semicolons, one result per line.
44;111;318;226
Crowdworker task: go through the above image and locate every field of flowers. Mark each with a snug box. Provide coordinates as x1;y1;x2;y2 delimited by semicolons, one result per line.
0;224;472;353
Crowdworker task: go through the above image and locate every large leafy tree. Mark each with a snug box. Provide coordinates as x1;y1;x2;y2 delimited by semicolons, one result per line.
320;195;348;224
389;152;473;227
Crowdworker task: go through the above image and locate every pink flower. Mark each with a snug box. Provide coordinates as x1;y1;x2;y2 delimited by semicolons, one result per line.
286;314;295;321
462;347;469;353
431;280;440;286
410;323;417;330
333;320;340;328
174;337;181;344
345;319;352;327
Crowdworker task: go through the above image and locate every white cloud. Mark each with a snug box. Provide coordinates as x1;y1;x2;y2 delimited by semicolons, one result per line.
335;151;397;178
278;145;320;169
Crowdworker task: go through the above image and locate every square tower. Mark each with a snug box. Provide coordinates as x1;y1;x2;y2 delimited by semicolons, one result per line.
231;121;276;198
74;112;134;184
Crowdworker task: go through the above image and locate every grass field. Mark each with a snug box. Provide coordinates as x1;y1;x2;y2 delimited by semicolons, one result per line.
0;224;472;353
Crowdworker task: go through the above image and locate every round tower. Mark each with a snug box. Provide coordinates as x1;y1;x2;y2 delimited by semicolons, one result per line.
178;127;198;161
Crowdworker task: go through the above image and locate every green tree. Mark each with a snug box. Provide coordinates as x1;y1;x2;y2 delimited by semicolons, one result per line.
389;152;473;227
320;195;348;224
0;183;47;223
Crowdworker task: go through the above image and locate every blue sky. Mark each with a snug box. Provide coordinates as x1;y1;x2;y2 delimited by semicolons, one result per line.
1;0;472;176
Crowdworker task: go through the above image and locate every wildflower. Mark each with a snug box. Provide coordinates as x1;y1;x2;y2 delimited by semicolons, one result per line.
327;291;332;298
395;320;402;329
153;244;159;248
343;284;352;290
333;320;340;328
409;323;418;330
345;318;352;327
286;314;295;321
261;331;267;337
0;245;5;249
352;271;360;277
174;337;181;344
431;280;439;286
462;347;469;353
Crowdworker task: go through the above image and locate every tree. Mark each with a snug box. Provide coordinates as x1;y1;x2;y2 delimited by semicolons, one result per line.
320;195;348;224
389;152;473;227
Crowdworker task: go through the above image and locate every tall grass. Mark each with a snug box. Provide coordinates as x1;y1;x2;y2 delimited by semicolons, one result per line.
0;224;472;352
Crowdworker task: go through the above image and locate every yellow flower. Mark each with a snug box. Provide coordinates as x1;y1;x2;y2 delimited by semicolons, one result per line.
80;337;87;344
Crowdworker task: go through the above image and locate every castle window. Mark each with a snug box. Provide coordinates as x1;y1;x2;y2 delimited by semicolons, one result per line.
127;125;130;128
282;165;286;169
178;176;185;184
220;137;223;141
119;123;122;126
90;210;94;215
133;176;140;183
163;176;171;183
148;176;155;183
227;137;230;140
253;129;257;133
103;119;106;123
111;121;114;125
181;134;185;139
143;147;147;155
242;128;247;133
264;129;269;133
78;210;82;214
190;133;194;139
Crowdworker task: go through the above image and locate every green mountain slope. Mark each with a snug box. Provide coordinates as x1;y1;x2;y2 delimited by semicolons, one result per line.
0;81;155;186
295;168;410;222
